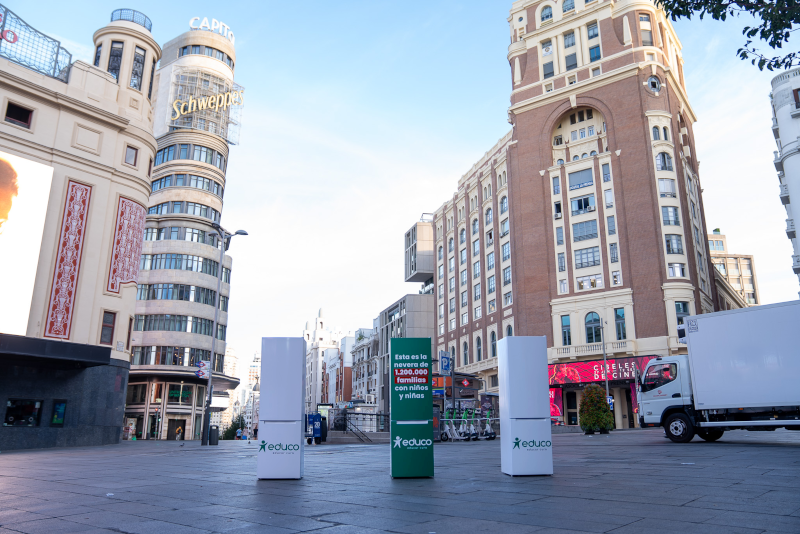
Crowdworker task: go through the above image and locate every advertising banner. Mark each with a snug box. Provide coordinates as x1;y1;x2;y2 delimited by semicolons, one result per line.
390;338;433;478
548;356;656;385
0;150;53;336
549;388;563;418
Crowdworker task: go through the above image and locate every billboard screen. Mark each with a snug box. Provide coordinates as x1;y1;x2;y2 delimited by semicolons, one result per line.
548;356;656;385
0;150;53;335
549;388;563;417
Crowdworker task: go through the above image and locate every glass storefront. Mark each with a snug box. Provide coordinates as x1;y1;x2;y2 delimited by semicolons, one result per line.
124;381;206;440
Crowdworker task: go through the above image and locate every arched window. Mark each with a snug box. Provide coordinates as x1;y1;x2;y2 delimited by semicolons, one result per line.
485;208;493;225
438;246;443;260
656;152;673;171
500;196;508;214
502;171;506;183
491;331;497;357
563;0;575;12
590;150;597;156
573;155;579;161
585;312;602;343
541;5;552;21
506;325;513;337
581;153;588;159
557;159;564;165
448;237;454;252
463;341;469;366
472;219;479;235
663;127;669;141
476;337;482;361
652;126;660;140
460;228;466;244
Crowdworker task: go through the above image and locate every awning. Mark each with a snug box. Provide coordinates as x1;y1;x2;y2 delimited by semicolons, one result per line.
0;333;111;368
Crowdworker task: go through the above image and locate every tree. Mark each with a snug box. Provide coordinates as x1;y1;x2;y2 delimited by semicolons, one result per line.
656;0;800;71
222;414;245;440
578;384;615;433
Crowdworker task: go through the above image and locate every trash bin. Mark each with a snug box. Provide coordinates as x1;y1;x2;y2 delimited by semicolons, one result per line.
209;425;219;445
320;417;327;443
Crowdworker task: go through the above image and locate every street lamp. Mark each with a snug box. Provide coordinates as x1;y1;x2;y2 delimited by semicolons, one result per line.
599;320;609;398
249;374;259;444
201;225;248;446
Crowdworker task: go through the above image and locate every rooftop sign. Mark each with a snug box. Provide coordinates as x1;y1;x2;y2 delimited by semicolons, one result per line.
189;17;234;46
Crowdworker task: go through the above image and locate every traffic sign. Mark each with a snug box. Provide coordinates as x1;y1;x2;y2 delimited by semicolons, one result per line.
607;396;614;411
196;360;211;369
195;369;210;379
462;379;470;387
440;353;451;372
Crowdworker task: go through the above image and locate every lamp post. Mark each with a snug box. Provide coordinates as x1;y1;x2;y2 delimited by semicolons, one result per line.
201;225;248;446
599;320;609;398
249;374;259;444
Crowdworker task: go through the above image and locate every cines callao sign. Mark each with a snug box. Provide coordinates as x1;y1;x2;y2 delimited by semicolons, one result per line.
512;437;552;450
171;91;244;120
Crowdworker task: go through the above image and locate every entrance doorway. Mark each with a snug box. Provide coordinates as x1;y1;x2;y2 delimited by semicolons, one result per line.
624;388;634;428
566;391;578;425
167;419;186;440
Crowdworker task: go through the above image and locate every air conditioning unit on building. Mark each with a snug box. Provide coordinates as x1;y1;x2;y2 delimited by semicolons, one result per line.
366;394;376;404
587;206;596;212
555;213;563;219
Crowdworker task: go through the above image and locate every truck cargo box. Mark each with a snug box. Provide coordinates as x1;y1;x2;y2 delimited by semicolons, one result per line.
685;300;800;410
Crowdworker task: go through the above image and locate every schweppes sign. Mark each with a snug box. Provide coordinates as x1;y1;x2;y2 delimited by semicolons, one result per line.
171;90;244;120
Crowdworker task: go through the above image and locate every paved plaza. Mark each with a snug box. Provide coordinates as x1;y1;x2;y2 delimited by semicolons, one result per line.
0;429;799;534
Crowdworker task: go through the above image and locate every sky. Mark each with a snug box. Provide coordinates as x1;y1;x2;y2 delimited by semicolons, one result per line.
17;1;798;379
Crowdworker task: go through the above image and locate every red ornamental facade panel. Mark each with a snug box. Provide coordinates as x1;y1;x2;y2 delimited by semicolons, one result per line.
44;181;92;339
107;196;146;293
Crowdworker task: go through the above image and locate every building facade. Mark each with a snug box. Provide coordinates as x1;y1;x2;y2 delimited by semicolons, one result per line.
770;68;800;296
351;325;380;404
707;229;760;306
126;22;241;440
303;309;348;412
415;0;720;428
0;8;164;450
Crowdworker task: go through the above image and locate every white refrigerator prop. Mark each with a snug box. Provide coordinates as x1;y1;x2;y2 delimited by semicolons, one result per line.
257;337;305;479
498;336;553;476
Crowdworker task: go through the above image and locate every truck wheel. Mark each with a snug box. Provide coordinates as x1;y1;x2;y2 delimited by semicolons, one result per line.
698;429;724;442
665;413;695;443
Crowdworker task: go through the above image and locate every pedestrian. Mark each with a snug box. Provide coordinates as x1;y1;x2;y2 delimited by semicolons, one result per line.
176;427;183;441
235;427;242;440
253;426;258;439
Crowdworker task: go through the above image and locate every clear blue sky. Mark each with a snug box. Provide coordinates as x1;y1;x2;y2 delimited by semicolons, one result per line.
18;1;797;365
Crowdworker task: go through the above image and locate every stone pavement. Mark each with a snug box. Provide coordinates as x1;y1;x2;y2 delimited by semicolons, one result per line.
0;429;799;534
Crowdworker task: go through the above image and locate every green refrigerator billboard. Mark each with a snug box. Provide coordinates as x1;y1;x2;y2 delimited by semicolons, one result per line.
390;338;434;478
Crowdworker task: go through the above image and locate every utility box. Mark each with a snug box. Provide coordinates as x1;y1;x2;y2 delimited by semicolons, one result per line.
209;425;219;446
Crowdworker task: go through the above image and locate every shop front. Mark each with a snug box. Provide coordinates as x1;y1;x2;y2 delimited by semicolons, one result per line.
548;356;657;429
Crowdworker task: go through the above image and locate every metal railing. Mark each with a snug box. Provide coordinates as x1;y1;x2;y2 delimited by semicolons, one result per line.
111;9;152;32
330;410;389;434
0;4;72;82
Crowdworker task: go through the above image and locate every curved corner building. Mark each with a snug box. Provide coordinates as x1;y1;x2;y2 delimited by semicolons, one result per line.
128;24;242;440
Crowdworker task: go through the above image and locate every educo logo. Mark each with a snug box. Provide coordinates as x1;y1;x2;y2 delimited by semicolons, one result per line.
258;440;300;452
512;437;551;449
393;436;432;448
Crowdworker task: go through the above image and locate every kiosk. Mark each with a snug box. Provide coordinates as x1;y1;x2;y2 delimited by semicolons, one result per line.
498;337;553;476
257;337;305;479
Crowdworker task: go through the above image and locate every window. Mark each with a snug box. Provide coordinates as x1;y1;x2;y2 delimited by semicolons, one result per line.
561;316;571;345
568;168;593;190
504;292;513;306
559;279;568;293
662;206;680;226
571;194;595;216
565;53;578;71
100;312;116;345
641;30;654;47
558;252;566;272
438;304;444;319
473;239;480;256
462;312;469;325
93;44;102;67
438;284;444;298
612;270;622;285
500;219;510;237
589;45;601;62
472;219;479;235
460;269;467;287
563;0;574;11
476;337;482;361
460;249;467;265
487;251;495;270
652;126;660;140
488;299;496;314
604;189;614;208
665;234;683;255
610;243;619;263
438;265;444;279
543;61;554;79
553;135;563;147
473;260;480;279
556;227;564;245
663;127;669;141
641;363;677;393
690;200;696;219
713;261;725;275
502;242;511;262
449;297;455;313
500;196;508;214
463;342;469;366
553;176;560;194
591;67;601;77
573;220;598;242
449;257;455;273
506;324;513;336
575;247;601;269
461;291;468;307
125;146;138;166
564;32;575;48
438;246;443;260
675;301;690;326
659;179;676;197
503;266;512;286
656;152;673;171
585;312;602;343
107;41;124;79
4;102;33;128
130;46;146;90
450;318;456;331
485;208;493;225
607;216;616;235
4;399;43;427
587;23;598;39
474;283;482;302
541;6;553;21
557;158;565;164
577;273;603;290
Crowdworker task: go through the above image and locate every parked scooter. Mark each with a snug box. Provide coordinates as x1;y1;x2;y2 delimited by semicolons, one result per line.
482;409;497;440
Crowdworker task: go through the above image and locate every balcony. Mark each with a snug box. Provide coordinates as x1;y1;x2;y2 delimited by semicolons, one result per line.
787;219;796;239
793;255;800;274
772;117;780;139
550;340;636;359
774;151;783;172
791;101;800;119
458;357;498;375
780;184;791;205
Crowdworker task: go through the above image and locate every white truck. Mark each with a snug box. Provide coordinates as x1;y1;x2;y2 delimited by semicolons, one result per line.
638;300;800;443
